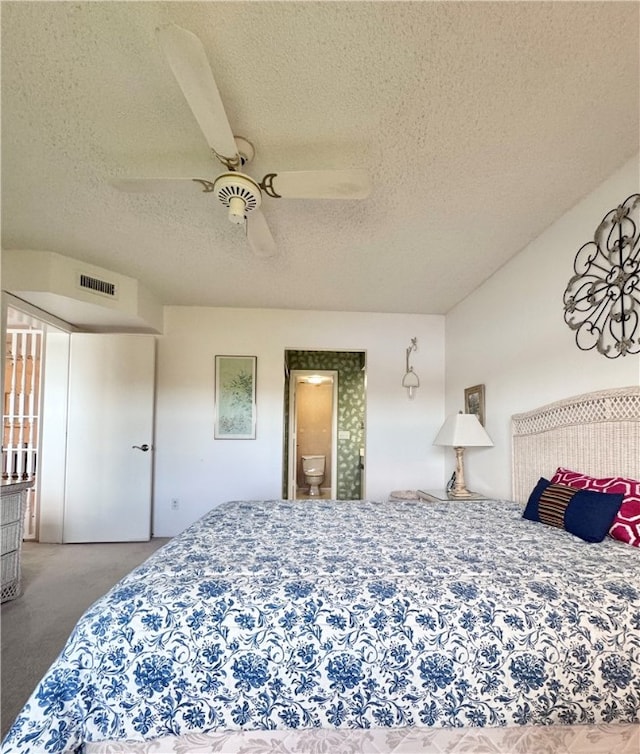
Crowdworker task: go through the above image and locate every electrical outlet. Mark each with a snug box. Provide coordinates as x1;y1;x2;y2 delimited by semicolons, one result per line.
171;498;179;510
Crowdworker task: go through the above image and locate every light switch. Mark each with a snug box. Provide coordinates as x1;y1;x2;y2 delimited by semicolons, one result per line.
338;430;350;440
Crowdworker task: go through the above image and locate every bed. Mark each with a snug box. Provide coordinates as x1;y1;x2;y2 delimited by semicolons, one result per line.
3;387;639;754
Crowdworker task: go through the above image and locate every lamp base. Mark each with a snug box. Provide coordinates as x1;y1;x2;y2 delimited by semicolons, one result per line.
448;487;475;499
450;446;472;498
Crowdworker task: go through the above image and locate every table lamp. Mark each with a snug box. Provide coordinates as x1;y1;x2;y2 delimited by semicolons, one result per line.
433;412;493;498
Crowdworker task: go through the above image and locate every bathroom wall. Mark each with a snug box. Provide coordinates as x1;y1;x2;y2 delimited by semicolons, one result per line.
284;350;365;499
296;381;333;489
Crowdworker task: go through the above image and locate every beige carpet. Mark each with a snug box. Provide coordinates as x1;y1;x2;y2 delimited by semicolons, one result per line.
0;538;168;739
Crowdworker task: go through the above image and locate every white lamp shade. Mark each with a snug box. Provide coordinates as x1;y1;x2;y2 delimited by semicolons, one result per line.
433;413;493;447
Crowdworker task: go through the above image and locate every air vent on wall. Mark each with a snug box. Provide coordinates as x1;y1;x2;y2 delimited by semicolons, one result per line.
77;272;118;299
2;250;162;331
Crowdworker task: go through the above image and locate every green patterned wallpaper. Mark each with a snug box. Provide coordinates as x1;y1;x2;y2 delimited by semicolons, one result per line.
283;351;366;499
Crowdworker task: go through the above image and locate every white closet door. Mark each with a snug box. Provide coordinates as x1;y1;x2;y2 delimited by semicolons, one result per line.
63;334;155;543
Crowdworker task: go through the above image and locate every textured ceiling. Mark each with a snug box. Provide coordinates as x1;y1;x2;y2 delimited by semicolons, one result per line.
2;1;639;316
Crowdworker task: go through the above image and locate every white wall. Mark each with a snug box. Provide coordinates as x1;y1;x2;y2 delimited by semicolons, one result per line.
153;309;445;536
445;155;640;500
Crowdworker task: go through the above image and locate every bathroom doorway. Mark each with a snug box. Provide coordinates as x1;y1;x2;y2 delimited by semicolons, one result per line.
287;371;338;500
283;350;366;500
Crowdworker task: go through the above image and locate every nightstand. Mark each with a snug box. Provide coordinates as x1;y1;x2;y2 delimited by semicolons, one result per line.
417;489;490;502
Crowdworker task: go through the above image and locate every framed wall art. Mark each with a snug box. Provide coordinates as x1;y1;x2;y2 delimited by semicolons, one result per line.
464;383;486;426
214;355;257;439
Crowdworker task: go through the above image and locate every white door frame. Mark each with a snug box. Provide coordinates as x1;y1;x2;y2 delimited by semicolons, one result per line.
287;370;338;499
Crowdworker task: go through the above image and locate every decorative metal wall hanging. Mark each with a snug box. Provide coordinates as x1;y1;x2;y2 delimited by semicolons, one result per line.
401;337;420;399
563;193;640;358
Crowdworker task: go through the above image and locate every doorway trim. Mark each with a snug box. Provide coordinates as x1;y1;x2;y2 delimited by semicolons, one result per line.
2;296;73;542
287;370;338;500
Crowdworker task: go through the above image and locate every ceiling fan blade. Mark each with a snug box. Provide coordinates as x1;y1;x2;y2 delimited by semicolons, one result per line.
111;178;216;194
156;23;239;164
261;169;371;200
246;209;277;258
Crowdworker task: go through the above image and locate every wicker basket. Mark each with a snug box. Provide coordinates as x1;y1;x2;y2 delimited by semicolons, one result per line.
1;550;20;601
1;486;27;603
1;492;22;525
1;521;21;553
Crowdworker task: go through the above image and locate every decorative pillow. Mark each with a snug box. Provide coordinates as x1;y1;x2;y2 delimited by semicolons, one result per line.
550;467;640;547
523;477;624;543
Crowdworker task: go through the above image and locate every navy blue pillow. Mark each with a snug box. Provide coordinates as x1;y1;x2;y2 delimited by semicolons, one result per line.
523;477;624;543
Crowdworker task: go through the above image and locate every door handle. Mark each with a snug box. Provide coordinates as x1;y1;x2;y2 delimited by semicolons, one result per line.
132;444;151;452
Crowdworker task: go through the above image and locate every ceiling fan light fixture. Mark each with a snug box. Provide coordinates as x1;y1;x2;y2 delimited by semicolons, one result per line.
129;24;371;256
213;172;262;225
227;195;246;225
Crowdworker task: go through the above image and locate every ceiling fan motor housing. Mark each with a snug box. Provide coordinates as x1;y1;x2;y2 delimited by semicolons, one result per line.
214;172;261;224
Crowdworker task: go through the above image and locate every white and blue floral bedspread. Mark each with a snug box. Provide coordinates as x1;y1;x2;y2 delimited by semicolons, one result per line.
3;499;640;753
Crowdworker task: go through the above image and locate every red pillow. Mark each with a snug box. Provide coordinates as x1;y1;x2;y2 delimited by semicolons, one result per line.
550;467;640;547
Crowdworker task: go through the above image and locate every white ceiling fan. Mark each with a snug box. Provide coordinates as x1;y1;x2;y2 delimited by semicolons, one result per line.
113;23;372;257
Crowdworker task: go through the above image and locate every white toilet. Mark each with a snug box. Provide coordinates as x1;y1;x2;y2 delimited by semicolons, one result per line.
301;455;326;496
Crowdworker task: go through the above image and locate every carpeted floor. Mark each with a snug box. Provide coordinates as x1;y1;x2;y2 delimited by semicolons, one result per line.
0;537;169;739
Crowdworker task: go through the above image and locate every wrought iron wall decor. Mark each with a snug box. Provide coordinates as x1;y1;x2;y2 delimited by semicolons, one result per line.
563;193;640;358
401;337;420;399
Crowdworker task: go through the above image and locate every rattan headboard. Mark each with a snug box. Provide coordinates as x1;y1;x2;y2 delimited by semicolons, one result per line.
511;386;640;503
